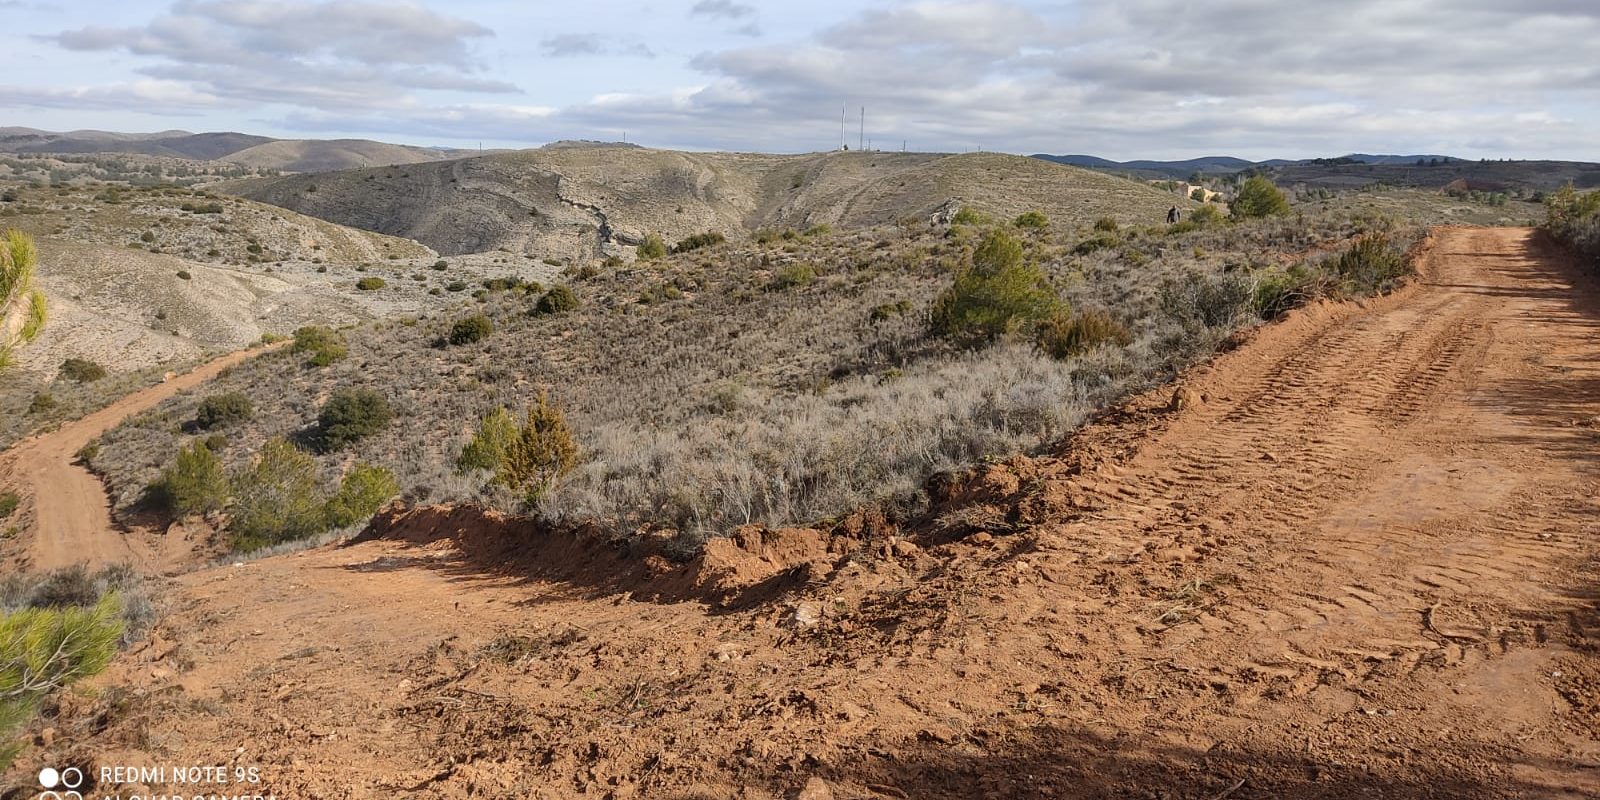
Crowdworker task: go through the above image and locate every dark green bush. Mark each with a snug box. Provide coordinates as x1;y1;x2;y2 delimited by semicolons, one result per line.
146;441;228;516
195;391;253;429
59;358;106;383
449;314;494;345
535;285;579;315
931;230;1063;343
1231;176;1291;218
317;388;393;451
229;438;326;550
176;270;191;280
324;464;399;528
0;492;17;520
356;276;386;291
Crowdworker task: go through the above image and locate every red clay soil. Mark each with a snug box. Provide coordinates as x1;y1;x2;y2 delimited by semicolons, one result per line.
0;342;287;574
8;227;1600;799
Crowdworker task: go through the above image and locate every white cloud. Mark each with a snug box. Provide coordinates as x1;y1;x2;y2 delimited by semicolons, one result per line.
8;1;1600;158
48;0;514;111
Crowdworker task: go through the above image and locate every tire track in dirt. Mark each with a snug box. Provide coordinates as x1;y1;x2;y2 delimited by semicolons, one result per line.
17;227;1600;799
0;342;287;573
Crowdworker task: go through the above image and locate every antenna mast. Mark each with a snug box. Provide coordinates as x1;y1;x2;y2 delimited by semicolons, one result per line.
840;103;846;149
859;106;864;151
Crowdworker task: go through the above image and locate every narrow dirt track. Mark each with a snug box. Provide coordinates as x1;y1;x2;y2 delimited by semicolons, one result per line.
0;342;285;572
20;227;1600;799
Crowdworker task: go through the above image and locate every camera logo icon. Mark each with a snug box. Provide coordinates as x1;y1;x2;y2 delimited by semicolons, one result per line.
37;765;85;799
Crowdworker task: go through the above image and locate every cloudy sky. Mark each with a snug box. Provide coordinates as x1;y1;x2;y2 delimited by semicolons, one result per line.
2;0;1597;160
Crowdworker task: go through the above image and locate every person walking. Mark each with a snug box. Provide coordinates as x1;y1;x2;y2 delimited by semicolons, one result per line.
1167;206;1180;224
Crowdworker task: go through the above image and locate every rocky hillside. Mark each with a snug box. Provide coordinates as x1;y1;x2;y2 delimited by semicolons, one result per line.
223;147;1194;257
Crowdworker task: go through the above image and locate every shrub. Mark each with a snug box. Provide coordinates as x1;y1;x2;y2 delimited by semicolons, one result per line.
482;276;524;292
1252;267;1316;320
673;231;725;253
1545;184;1600;265
636;233;668;260
0;492;16;520
176;270;191;280
324;464;400;528
59;357;106;383
1036;310;1133;359
139;231;155;243
1231;176;1291;219
317;388;393;451
457;406;518;473
195;391;253;429
1329;233;1409;293
1190;204;1224;225
1093;216;1119;232
229;438;327;550
931;230;1063;344
1162;273;1254;330
292;325;347;366
433;260;449;270
498;393;579;505
0;593;123;771
449;314;494;345
769;263;816;290
74;440;99;463
147;440;228;516
950;207;990;226
27;393;55;414
868;300;913;324
446;280;468;292
535;285;579;315
1014;211;1049;229
356;276;386;291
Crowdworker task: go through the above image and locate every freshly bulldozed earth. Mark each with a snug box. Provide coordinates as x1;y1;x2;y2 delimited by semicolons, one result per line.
11;226;1600;798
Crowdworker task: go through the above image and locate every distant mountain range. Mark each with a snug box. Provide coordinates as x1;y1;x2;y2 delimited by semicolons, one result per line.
1031;153;1466;177
0;127;479;173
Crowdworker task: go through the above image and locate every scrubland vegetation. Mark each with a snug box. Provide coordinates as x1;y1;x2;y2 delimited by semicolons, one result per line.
88;201;1418;554
1546;184;1600;266
0;564;151;770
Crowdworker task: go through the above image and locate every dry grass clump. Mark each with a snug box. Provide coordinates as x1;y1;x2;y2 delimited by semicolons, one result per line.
89;211;1408;545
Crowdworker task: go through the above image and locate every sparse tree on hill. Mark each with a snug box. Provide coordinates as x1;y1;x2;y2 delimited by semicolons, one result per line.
0;230;45;371
1230;176;1291;219
930;230;1063;344
499;392;580;505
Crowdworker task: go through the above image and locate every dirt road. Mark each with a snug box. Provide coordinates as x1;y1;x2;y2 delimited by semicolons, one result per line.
16;228;1600;798
0;342;284;572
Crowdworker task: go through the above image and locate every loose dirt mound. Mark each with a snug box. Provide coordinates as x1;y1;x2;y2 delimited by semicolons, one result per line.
10;227;1600;799
357;504;890;606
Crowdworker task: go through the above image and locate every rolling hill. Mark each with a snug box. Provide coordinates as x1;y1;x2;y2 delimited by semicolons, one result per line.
0;128;476;174
223;147;1195;257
